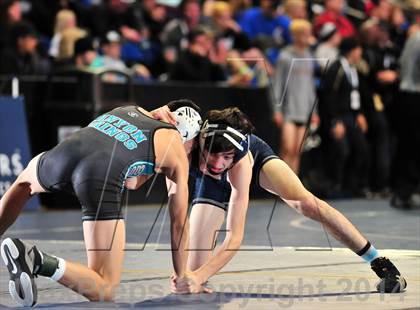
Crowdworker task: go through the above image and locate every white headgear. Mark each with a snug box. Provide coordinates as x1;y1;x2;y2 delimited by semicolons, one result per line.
174;106;202;142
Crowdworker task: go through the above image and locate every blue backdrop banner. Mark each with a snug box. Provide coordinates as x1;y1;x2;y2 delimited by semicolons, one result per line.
0;96;40;210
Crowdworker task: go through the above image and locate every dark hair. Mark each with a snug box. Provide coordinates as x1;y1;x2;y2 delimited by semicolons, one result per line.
187;26;213;43
180;0;200;12
167;98;201;113
74;36;95;56
339;36;361;56
204;107;255;153
10;22;38;47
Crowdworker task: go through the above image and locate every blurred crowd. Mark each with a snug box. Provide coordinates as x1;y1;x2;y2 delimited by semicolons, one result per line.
0;0;419;206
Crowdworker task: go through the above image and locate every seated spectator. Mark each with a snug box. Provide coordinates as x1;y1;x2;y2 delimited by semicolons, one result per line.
56;27;87;64
314;0;356;38
282;0;307;21
319;37;370;196
227;0;252;21
0;0;23;50
161;0;206;63
100;30;127;71
99;30;152;82
49;9;78;58
315;22;341;70
272;19;319;173
141;0;169;43
238;0;291;49
210;1;251;51
169;27;226;82
0;22;50;75
73;36;97;70
227;47;274;87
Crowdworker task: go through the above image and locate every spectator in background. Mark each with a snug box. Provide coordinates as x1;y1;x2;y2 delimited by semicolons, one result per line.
0;22;50;75
314;0;356;38
206;1;273;87
283;0;307;21
141;0;169;43
210;1;251;51
73;36;97;69
24;0;87;39
273;19;319;173
161;0;205;63
241;47;274;86
345;0;368;28
169;27;226;82
370;0;392;23
388;4;409;53
100;30;127;71
102;1;164;77
391;28;420;208
315;22;341;70
360;19;398;196
407;13;420;35
319;37;369;196
55;27;87;68
99;30;152;82
0;0;22;50
49;9;77;59
227;0;252;21
238;0;291;52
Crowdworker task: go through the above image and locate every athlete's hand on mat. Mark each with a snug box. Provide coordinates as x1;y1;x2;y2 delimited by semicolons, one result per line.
150;106;177;125
332;122;346;139
171;271;213;294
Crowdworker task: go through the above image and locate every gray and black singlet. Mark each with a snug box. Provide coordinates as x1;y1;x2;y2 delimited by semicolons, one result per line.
37;106;176;220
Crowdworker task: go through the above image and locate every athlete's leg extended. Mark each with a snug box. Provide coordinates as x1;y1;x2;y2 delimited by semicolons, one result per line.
259;158;367;252
258;158;407;292
0;153;46;236
188;204;225;271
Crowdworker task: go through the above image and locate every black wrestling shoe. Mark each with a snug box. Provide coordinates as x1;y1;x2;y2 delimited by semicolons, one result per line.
371;257;407;293
1;238;41;307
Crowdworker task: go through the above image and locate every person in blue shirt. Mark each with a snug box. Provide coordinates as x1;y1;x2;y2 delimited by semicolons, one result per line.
238;0;291;46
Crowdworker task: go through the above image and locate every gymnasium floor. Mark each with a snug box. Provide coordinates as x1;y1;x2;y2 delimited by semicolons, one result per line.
1;199;419;309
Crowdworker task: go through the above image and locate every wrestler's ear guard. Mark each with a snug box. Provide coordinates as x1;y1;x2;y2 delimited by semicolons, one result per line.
173;106;202;142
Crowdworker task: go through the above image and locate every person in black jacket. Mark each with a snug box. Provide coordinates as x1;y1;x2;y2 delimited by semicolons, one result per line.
169;27;226;82
0;22;50;76
361;20;399;195
319;37;369;196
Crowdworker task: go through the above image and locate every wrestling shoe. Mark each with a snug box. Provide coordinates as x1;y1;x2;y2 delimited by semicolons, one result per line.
1;238;41;307
371;257;407;293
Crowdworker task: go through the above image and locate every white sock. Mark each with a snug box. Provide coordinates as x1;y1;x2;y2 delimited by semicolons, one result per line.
50;257;66;282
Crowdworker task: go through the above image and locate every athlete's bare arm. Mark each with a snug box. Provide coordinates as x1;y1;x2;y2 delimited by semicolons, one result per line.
154;129;190;278
191;153;252;286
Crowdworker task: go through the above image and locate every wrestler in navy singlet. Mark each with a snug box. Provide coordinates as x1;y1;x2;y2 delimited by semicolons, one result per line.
190;134;279;210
